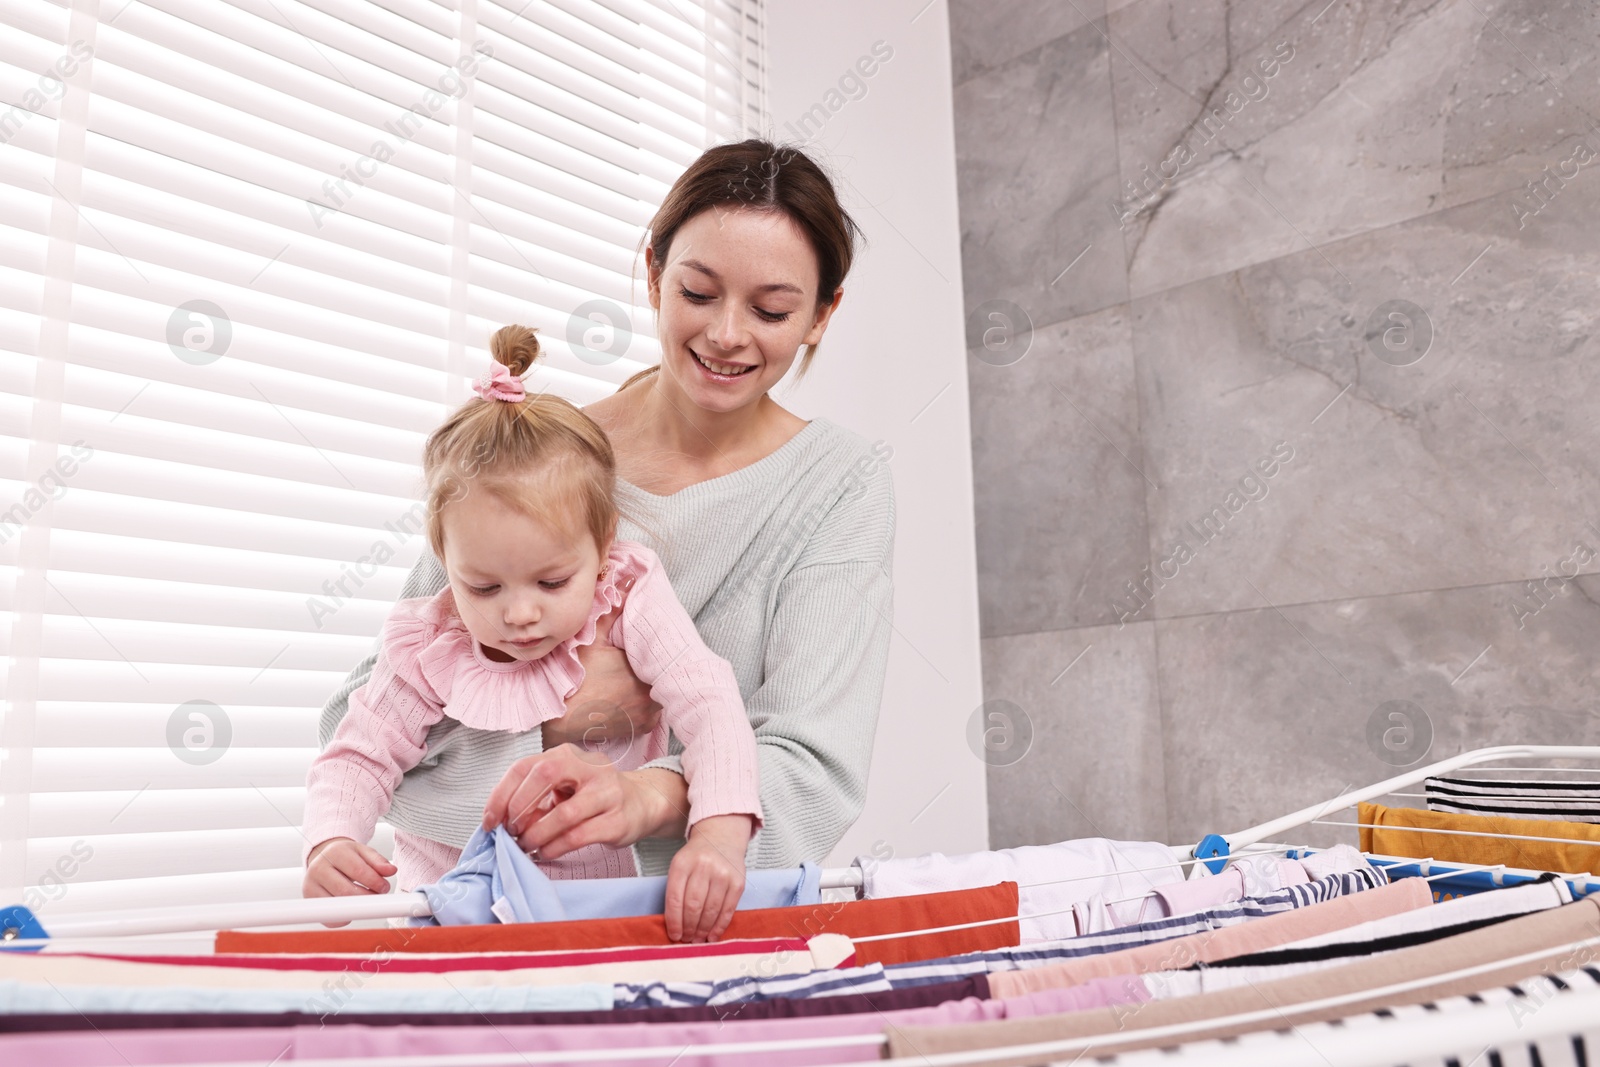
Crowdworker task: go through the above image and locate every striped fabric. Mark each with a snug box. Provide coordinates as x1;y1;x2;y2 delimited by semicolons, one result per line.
1103;964;1600;1066
1425;775;1600;824
883;867;1391;991
614;962;893;1009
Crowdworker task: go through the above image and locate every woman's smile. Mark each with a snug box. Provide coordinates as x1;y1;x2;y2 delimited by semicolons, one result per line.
689;347;758;379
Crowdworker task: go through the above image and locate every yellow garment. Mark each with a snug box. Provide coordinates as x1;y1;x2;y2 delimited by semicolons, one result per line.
1359;801;1600;876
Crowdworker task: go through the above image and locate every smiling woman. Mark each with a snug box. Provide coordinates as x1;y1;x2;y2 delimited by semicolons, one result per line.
317;141;897;931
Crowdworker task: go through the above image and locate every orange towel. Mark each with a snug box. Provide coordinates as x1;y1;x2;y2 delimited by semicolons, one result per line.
1359;802;1600;875
218;881;1020;967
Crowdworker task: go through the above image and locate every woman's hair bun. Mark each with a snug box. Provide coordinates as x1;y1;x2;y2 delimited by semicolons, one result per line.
489;324;542;377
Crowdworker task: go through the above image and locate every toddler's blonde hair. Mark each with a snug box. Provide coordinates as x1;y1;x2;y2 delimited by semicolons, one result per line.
423;325;618;562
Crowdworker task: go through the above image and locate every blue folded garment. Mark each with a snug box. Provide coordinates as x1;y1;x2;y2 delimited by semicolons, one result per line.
413;825;822;926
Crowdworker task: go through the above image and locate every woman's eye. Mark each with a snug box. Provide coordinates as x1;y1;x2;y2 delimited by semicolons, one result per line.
679;286;791;323
540;579;570;590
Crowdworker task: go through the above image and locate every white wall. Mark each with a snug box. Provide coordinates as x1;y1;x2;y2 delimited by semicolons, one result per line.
762;1;988;867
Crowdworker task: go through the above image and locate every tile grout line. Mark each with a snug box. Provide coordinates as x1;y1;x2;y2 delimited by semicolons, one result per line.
979;567;1600;644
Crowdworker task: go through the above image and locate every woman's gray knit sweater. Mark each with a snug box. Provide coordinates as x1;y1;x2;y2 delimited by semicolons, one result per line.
316;417;896;876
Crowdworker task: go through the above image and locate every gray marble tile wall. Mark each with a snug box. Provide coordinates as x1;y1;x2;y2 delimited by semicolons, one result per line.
953;0;1600;852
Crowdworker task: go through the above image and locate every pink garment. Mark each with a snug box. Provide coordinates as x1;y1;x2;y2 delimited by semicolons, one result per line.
1149;866;1244;918
0;978;1149;1067
998;974;1151;1017
1277;858;1312;885
303;539;763;887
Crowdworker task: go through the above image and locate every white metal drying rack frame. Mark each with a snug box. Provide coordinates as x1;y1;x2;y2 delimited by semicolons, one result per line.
8;743;1600;943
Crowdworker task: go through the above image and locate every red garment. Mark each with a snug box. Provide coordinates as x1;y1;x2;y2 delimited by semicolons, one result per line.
217;883;1021;967
80;938;815;972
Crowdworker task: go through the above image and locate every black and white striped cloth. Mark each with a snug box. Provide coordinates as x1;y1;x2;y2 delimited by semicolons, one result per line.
1424;776;1600;824
1102;964;1600;1066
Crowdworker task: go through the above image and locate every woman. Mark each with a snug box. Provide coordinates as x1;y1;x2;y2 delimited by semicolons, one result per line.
317;140;896;936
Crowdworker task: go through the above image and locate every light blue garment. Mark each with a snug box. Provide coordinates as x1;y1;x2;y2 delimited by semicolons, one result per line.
0;978;613;1015
413;825;824;926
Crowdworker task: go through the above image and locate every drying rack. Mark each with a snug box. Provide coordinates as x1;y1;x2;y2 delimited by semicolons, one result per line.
6;744;1600;1066
11;743;1597;942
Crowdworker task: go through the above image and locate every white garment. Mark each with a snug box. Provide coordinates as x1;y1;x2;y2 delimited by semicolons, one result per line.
1297;843;1372;880
855;839;1184;942
1074;854;1313;935
1143;958;1358;999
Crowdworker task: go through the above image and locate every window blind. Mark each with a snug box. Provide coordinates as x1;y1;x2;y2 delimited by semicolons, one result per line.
0;0;766;917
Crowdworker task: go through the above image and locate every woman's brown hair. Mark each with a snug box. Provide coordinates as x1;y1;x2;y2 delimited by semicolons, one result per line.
617;139;862;392
423;325;618;562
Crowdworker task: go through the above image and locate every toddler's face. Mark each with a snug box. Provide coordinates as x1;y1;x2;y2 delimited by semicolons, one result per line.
440;488;606;664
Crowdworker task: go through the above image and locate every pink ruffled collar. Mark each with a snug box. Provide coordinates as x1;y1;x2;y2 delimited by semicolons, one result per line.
410;543;641;732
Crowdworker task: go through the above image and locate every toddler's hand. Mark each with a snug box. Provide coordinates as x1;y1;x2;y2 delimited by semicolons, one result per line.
303;838;397;924
664;814;755;943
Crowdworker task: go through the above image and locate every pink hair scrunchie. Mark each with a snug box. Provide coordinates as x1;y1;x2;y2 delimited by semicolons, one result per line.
473;362;527;404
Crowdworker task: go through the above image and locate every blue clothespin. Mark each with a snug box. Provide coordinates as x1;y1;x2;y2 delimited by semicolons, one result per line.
0;905;48;952
1193;834;1231;875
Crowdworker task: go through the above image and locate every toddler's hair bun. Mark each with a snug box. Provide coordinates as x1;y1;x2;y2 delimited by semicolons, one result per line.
490;324;542;377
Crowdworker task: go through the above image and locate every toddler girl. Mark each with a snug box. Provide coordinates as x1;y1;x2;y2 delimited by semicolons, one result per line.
302;325;762;939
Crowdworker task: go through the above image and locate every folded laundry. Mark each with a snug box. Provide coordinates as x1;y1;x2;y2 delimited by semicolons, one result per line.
414;826;823;925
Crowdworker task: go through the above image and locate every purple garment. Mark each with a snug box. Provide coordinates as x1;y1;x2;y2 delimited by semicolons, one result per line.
0;974;1148;1066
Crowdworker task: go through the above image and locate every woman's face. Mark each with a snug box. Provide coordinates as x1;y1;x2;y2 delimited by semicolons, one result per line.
440;485;606;665
647;206;841;414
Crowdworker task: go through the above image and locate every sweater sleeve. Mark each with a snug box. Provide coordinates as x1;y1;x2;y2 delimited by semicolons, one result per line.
642;459;896;870
301;606;449;862
613;552;764;832
317;549;449;749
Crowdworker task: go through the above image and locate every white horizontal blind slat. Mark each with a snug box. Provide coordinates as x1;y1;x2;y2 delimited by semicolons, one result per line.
0;0;756;912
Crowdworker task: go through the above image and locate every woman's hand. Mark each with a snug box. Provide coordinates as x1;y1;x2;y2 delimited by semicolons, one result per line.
542;610;663;751
482;746;690;858
304;838;397;926
665;814;755;943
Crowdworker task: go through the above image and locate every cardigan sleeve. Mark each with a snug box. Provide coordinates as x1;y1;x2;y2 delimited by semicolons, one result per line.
318;550;449;749
640;460;896;871
612;549;764;832
302;604;449;861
